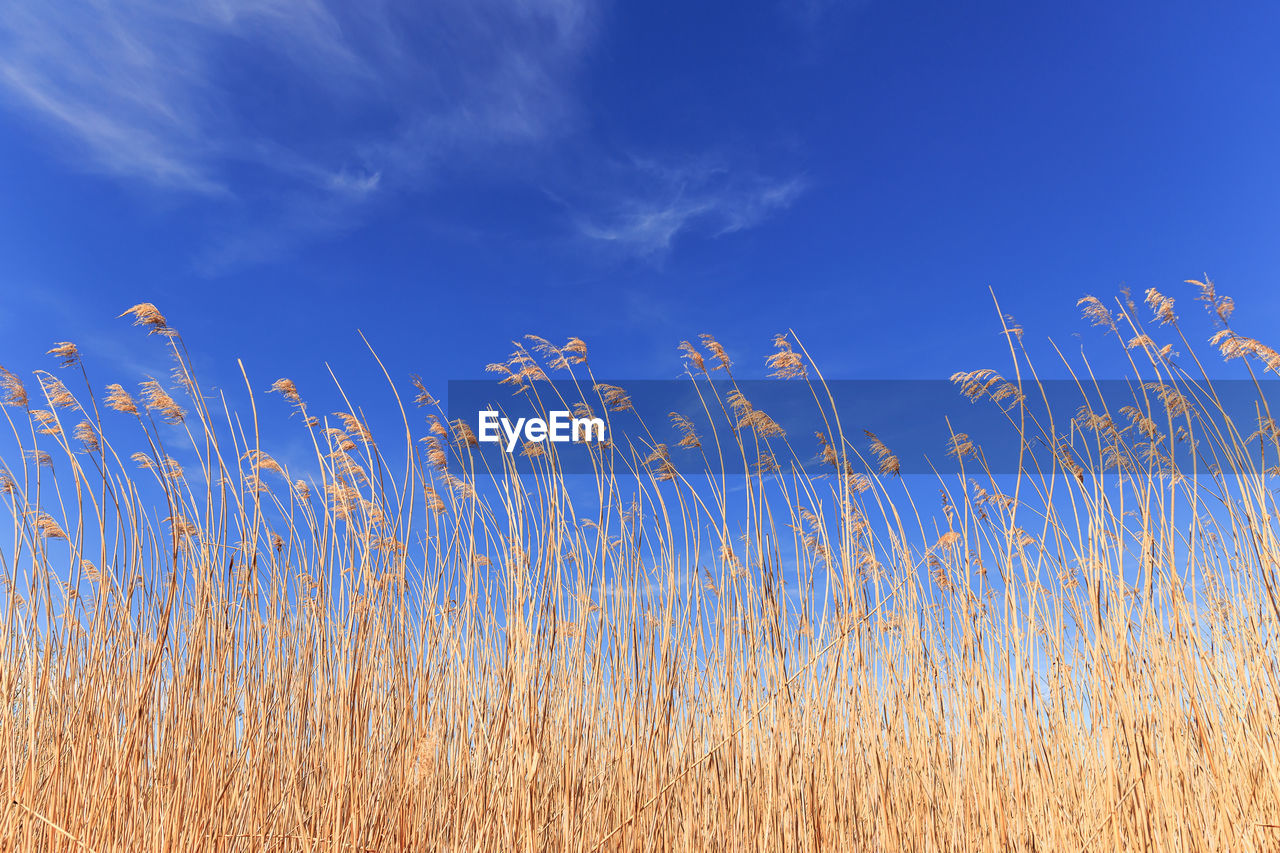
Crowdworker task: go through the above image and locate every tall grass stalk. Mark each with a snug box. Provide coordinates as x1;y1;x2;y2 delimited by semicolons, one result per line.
2;284;1279;851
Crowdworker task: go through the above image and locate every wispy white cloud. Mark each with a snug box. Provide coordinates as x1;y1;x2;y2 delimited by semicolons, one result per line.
0;1;354;191
0;0;587;193
0;1;803;267
573;159;806;259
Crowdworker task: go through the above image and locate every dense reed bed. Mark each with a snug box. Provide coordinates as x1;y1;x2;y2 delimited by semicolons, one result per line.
2;282;1279;851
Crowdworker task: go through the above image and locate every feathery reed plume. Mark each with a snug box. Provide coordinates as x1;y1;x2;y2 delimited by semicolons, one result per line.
1127;333;1154;350
815;432;839;467
39;375;76;409
244;450;285;477
670;413;701;449
1054;441;1086;482
739;407;784;438
847;470;872;493
935;530;961;552
699;334;732;371
104;384;138;415
528;335;589;371
120;302;169;334
334;412;373;444
509;350;548;384
1077;295;1116;331
1145;381;1191;418
25;449;53;469
447;474;474;497
31;410;60;436
72;420;99;454
950;368;1024;405
328;450;367;485
168;362;196;395
327;482;360;521
594;384;633;413
325;427;356;454
485;360;518;389
1215;295;1234;323
33;511;67;540
1120;405;1160;439
409;374;436;407
727;390;784;437
645;444;676;481
865;429;900;476
766;333;807;379
421;435;448;470
450;419;478;448
1210;330;1280;373
159;456;183;480
165;515;198;539
754;451;780;474
47;341;80;367
571;401;597;427
947;432;976;460
1075;405;1117;436
677;340;706;373
1189;277;1236;324
1145;287;1177;325
0;365;28;408
561;336;589;365
488;349;547;391
139;379;185;423
269;378;302;405
1190;275;1216;304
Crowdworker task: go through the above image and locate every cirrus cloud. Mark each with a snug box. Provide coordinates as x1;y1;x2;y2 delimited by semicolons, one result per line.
0;0;804;269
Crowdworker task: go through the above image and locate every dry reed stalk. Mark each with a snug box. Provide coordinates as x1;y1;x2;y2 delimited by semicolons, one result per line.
0;288;1277;850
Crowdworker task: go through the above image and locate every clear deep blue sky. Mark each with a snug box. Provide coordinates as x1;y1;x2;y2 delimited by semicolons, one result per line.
1;1;1278;398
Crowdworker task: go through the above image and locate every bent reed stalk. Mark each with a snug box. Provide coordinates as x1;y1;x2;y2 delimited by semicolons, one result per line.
1;282;1279;851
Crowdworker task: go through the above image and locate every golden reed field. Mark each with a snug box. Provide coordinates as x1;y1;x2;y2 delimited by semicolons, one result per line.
2;281;1279;851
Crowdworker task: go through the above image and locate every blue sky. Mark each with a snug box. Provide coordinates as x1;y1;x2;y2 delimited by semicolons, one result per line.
1;0;1278;398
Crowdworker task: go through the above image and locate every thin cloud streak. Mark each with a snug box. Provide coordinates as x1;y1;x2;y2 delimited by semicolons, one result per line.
0;0;588;193
575;162;806;259
0;0;805;268
0;0;362;192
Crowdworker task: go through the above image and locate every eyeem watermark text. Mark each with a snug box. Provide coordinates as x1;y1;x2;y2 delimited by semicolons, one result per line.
478;410;605;452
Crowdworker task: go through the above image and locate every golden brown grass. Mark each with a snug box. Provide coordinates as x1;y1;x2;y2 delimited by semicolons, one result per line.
2;283;1280;851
